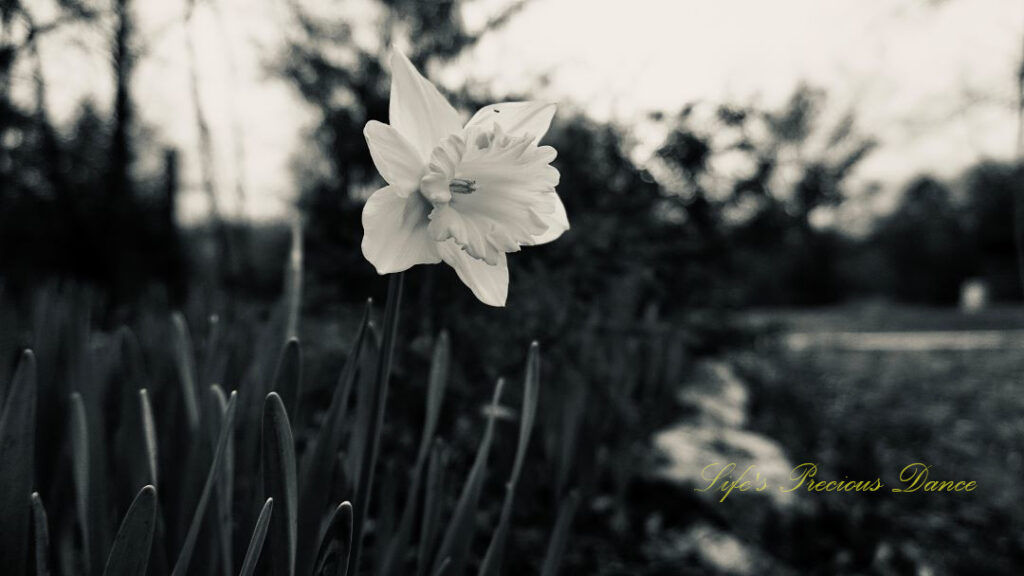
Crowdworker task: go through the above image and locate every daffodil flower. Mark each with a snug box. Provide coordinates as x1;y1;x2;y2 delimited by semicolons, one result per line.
361;50;569;307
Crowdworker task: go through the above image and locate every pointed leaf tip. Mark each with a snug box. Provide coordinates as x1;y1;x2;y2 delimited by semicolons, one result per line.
31;492;51;576
312;501;354;576
262;392;297;576
103;485;157;576
239;498;274;576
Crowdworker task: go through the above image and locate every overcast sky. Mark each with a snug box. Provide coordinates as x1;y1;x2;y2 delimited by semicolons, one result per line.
25;0;1024;223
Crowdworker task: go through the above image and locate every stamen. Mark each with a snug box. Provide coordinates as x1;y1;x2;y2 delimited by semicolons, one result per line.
449;178;478;195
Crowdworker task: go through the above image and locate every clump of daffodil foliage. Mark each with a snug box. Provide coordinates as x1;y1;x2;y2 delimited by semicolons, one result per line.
0;220;580;576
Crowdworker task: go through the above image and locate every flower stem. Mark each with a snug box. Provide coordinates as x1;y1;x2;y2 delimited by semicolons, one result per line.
349;271;404;575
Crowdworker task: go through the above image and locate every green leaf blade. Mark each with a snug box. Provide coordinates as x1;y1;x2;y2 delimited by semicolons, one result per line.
312;501;353;576
103;485;158;576
0;350;38;576
262;392;298;576
431;378;505;576
31;492;50;576
238;498;274;576
170;390;238;576
539;491;581;576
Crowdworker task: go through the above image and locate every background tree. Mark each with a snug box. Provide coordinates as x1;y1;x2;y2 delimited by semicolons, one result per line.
873;176;973;305
651;86;877;306
961;161;1023;301
0;0;183;306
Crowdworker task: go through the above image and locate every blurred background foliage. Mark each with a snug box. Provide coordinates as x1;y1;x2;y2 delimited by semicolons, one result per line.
2;0;1019;314
2;0;1023;574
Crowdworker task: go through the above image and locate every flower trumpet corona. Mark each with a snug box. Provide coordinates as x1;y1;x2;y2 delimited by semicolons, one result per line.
361;50;569;306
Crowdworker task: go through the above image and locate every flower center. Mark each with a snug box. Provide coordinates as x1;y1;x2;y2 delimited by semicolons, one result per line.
448;178;477;195
419;124;561;265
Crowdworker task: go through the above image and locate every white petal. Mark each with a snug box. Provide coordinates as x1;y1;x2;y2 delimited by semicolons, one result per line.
438;241;509;307
364;121;425;196
389;50;463;160
361;185;442;274
465;102;557;142
528;193;570;245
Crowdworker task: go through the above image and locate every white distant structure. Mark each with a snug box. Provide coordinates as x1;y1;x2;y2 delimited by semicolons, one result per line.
959;278;989;312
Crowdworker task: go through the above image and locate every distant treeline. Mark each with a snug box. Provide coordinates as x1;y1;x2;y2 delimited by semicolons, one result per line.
1;0;1018;313
1;90;1019;313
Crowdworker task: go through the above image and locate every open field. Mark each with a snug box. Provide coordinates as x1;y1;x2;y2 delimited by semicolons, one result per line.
730;307;1024;574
